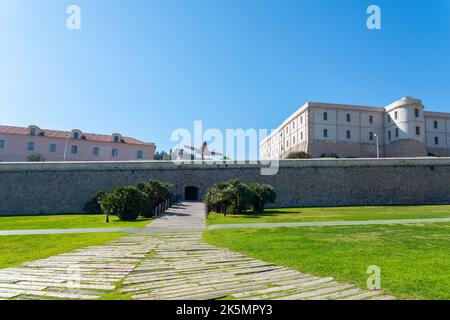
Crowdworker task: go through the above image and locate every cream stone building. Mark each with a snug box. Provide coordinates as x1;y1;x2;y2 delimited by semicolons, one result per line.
260;97;450;159
0;125;156;162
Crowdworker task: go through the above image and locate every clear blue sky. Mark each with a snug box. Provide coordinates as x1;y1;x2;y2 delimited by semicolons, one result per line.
1;0;449;155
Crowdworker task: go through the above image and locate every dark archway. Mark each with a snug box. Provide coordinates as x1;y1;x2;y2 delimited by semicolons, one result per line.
184;186;200;201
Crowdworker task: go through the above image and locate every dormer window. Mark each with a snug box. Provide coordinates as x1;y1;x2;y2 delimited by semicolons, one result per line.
112;133;122;143
71;129;82;140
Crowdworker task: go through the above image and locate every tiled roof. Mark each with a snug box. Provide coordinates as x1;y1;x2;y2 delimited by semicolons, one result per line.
0;125;154;146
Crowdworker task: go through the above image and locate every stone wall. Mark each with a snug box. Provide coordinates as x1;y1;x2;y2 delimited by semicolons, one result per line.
1;158;450;215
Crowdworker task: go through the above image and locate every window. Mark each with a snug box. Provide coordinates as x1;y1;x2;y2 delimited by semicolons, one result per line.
27;142;34;151
415;109;419;117
50;144;56;152
73;132;79;139
388;131;391;140
0;139;5;149
292;122;295;129
394;111;398;120
369;115;373;124
136;150;143;159
346;130;351;139
369;132;374;141
346;114;351;122
387;115;391;123
112;149;118;157
416;126;420;135
300;116;303;124
93;147;99;156
395;128;399;137
434;120;438;129
71;146;78;154
293;136;296;145
300;131;303;141
30;128;36;136
323;129;328;138
435;137;439;145
323;112;328;121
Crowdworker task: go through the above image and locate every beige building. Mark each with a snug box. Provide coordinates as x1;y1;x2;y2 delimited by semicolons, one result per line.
0;125;156;162
260;97;450;159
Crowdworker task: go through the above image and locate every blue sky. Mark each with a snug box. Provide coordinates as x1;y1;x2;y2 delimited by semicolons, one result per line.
1;0;449;156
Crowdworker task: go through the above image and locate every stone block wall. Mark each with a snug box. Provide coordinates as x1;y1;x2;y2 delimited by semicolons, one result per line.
1;158;450;215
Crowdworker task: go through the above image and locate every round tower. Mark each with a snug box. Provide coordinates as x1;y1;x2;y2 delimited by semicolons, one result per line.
384;97;427;157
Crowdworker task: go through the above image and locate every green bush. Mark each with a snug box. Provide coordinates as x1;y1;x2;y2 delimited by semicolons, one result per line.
248;183;277;212
83;191;105;214
321;153;340;158
135;180;174;217
204;179;276;215
286;151;312;159
100;186;149;221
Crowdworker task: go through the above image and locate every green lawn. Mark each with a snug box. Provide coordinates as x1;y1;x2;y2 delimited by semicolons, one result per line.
204;223;450;300
0;214;152;230
0;233;124;269
207;205;450;225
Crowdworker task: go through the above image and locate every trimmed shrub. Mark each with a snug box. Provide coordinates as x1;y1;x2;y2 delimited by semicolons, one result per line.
100;186;148;221
204;179;276;215
248;183;277;212
286;151;312;159
321;153;340;158
83;191;105;214
135;180;174;217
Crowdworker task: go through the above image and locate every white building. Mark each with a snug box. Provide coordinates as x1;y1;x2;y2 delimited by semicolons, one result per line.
260;97;450;159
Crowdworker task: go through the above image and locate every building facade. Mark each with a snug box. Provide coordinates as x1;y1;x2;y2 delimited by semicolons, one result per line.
0;125;156;162
260;97;450;159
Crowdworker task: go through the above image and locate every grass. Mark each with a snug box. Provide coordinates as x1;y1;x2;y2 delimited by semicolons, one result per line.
0;232;125;269
0;214;152;230
207;205;450;226
204;223;450;300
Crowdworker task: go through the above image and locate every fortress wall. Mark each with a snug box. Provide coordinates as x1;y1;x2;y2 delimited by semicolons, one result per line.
1;158;450;215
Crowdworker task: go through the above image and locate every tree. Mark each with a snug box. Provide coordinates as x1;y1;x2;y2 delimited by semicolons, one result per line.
100;186;148;221
204;179;263;216
223;179;252;214
154;151;171;160
135;180;174;217
26;153;46;162
84;191;105;214
248;183;277;212
286;151;312;159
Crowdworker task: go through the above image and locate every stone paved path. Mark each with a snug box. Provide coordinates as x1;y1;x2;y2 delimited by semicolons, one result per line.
120;232;393;300
0;235;156;300
0;202;395;300
144;202;206;233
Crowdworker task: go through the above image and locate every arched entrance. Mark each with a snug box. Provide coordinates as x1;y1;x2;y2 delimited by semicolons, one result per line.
184;186;200;201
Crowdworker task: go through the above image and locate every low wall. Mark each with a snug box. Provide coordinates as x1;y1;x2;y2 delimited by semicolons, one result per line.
1;158;450;215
